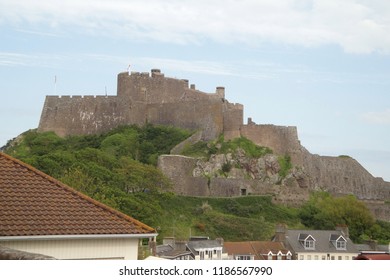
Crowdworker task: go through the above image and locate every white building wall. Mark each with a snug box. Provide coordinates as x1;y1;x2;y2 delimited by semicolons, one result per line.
0;238;139;260
297;252;356;260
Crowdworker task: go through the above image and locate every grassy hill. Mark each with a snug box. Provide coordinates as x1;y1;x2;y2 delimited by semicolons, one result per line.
3;124;390;244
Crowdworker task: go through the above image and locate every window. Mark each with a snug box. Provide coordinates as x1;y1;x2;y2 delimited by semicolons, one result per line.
307;255;312;260
321;255;326;260
338;256;342;260
345;256;349;260
305;240;315;249
299;255;304;260
331;234;347;250
314;255;319;260
331;256;335;260
336;240;346;250
199;251;205;260
299;234;316;250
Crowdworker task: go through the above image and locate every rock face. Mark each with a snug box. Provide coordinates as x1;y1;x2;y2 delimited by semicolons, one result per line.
158;142;390;221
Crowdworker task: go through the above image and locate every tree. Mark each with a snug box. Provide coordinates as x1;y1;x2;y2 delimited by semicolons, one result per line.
115;157;172;193
299;192;375;242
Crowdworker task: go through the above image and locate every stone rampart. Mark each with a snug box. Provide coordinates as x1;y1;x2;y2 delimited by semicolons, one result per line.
117;71;221;104
301;151;390;200
145;99;224;140
38;95;125;137
158;155;310;204
240;123;302;158
170;131;203;155
39;70;239;141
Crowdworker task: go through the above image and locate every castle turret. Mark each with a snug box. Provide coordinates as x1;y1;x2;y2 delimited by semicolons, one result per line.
151;69;164;78
216;87;225;99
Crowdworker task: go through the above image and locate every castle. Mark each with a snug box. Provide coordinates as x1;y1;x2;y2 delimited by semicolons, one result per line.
38;69;299;155
38;69;390;221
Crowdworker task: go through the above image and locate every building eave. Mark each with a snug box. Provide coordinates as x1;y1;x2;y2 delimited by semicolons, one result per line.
0;233;158;242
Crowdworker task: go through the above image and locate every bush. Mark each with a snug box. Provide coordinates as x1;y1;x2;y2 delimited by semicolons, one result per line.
278;155;292;178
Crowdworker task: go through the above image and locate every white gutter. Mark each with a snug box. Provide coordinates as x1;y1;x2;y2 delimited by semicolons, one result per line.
0;233;158;242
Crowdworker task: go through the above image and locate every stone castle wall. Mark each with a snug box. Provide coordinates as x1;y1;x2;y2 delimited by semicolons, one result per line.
158;155;310;206
38;70;239;140
301;151;390;200
38;95;126;137
240;122;301;155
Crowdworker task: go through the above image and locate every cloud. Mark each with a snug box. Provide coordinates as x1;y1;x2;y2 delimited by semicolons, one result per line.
0;52;64;68
1;0;390;54
0;0;390;53
361;109;390;125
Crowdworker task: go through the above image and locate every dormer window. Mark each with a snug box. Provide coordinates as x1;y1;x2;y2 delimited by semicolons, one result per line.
298;234;316;250
336;240;346;249
330;234;347;250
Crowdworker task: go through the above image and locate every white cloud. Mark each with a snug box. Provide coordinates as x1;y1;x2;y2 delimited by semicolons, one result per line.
361;109;390;125
1;0;390;53
0;52;64;68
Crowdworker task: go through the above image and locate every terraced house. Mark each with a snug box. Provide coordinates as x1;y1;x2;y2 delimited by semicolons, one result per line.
0;152;157;260
273;225;359;260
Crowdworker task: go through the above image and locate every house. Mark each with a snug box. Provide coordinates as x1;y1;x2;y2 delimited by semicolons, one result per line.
223;241;292;260
156;238;194;260
0;152;157;260
273;224;359;260
355;240;390;255
186;237;228;260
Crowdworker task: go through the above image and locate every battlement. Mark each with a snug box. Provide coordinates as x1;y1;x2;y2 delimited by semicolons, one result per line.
46;95;116;100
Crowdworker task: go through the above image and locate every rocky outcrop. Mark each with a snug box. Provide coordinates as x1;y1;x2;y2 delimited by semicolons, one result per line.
158;137;390;221
158;147;311;207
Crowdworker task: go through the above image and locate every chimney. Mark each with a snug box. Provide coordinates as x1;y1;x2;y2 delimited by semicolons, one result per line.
149;239;157;256
336;225;349;239
216;237;224;246
274;224;287;243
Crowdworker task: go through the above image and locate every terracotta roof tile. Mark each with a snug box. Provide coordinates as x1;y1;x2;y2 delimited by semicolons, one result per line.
224;241;289;260
0;152;156;237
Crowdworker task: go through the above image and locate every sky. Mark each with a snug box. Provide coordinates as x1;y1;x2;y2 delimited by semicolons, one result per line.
0;0;390;181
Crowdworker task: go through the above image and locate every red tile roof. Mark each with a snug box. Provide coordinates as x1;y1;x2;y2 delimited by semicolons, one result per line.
355;254;390;260
0;152;156;237
224;241;289;260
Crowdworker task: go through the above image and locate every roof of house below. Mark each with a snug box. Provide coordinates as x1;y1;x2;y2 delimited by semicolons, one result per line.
0;152;156;238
